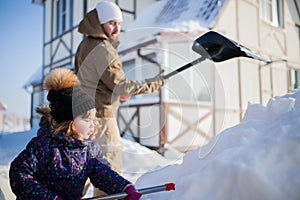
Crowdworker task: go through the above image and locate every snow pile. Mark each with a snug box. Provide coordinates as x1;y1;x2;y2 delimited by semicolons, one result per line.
136;89;300;200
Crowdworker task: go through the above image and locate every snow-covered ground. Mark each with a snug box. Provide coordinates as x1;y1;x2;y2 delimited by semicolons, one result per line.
1;89;300;200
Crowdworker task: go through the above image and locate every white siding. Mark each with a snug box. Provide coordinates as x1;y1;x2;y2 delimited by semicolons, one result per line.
44;0;52;42
73;1;84;26
286;23;300;64
238;0;259;48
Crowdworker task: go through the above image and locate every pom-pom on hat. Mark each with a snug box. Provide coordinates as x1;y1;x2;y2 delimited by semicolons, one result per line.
96;1;123;25
44;68;95;124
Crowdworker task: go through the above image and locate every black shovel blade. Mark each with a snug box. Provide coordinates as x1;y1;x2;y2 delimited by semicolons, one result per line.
192;31;270;63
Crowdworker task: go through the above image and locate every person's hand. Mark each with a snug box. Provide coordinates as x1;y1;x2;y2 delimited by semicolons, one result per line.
145;75;164;85
119;95;130;103
124;185;142;200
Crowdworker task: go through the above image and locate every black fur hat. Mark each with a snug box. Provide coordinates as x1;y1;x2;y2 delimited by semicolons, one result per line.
44;68;95;123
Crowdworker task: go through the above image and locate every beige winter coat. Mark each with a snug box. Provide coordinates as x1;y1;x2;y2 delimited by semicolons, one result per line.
75;9;163;118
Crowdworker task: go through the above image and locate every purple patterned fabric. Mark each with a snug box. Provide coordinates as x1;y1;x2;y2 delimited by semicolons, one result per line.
9;117;131;200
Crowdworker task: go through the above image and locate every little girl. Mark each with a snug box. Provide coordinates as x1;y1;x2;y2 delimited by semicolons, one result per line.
9;68;141;200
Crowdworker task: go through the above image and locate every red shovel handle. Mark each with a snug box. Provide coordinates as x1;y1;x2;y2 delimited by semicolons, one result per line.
165;183;175;191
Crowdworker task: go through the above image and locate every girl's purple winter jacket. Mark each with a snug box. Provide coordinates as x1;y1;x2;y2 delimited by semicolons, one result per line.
9;117;131;200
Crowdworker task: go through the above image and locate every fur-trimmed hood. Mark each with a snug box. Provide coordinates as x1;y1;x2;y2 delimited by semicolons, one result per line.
36;105;52;125
36;105;52;137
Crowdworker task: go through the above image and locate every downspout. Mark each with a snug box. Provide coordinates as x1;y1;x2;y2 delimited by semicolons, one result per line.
293;0;300;22
137;49;161;67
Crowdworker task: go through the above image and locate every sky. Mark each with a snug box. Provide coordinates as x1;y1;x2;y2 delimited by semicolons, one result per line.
0;88;299;199
0;0;43;118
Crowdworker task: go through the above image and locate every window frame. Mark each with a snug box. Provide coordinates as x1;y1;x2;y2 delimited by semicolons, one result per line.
289;67;300;90
122;54;161;102
55;0;73;36
259;0;283;27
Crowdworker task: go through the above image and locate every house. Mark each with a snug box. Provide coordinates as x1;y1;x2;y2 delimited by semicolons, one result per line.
27;0;300;152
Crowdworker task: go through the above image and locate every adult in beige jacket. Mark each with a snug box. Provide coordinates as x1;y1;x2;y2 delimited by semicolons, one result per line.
75;1;163;196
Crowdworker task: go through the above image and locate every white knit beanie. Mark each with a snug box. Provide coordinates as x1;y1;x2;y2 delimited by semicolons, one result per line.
96;1;123;24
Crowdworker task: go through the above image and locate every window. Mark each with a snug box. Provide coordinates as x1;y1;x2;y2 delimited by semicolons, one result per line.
56;0;73;35
290;68;300;90
122;59;136;80
167;42;211;102
260;0;283;27
122;55;161;102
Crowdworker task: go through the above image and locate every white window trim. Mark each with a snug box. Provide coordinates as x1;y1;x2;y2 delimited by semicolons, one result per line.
55;0;72;36
260;0;283;27
290;68;300;90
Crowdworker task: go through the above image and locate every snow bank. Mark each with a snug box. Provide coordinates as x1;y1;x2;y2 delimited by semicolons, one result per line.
136;89;300;200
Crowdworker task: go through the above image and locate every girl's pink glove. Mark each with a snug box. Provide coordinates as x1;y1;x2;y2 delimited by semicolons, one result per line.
124;185;142;200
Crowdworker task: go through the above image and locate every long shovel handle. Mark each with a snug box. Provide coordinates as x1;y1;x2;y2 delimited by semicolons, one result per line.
162;57;206;80
83;183;175;200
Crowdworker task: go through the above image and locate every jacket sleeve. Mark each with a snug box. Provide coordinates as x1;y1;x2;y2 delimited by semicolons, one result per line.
101;59;163;96
9;137;57;200
88;157;131;195
87;140;111;167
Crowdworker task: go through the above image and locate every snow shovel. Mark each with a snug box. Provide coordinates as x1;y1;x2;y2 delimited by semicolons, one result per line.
83;183;175;200
162;31;271;79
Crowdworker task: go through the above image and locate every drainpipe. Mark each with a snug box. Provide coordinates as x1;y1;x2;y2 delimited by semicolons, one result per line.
137;49;161;67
